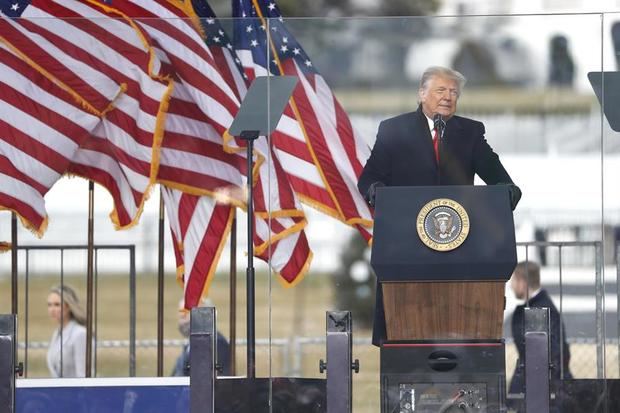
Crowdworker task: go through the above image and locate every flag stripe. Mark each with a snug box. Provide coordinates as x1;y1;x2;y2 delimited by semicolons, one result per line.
286;59;371;225
183;202;231;308
0;135;62;191
68;152;141;227
124;0;241;114
0;178;46;229
0;15;119;113
0;40;100;234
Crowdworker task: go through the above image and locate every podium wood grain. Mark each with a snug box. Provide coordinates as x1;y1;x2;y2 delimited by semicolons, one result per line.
382;281;505;340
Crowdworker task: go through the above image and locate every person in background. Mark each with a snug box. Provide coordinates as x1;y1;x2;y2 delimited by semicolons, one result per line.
46;284;87;378
508;261;572;412
172;297;231;376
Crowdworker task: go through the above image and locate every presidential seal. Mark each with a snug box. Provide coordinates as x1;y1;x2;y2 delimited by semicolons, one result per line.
416;198;470;251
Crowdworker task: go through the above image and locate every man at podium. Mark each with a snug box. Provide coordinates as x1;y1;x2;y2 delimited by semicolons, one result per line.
358;65;521;346
358;66;521;209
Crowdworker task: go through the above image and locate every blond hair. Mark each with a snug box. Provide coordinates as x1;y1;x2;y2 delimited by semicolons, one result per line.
49;285;86;326
419;66;467;95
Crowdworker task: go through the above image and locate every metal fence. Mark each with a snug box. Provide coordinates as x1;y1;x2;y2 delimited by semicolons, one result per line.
6;240;620;380
517;241;606;378
12;245;136;377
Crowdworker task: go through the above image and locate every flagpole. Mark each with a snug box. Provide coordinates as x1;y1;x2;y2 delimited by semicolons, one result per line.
157;189;165;376
241;131;259;379
86;181;95;378
11;212;18;315
229;209;237;375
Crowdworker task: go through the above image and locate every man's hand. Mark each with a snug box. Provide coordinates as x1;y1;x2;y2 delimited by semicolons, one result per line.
365;181;385;207
505;183;522;210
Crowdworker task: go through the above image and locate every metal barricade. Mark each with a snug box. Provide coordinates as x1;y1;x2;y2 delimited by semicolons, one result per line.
0;314;17;413
13;245;136;377
524;307;550;413
517;241;605;378
320;311;358;413
189;306;216;413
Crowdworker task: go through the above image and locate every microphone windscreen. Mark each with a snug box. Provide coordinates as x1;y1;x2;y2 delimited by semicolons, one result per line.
433;114;446;138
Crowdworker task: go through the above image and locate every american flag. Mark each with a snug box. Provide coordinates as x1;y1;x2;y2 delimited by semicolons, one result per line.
106;0;245;197
0;41;99;235
99;0;244;307
0;0;172;230
162;187;234;308
191;0;248;100
233;0;373;241
112;0;311;305
191;0;312;287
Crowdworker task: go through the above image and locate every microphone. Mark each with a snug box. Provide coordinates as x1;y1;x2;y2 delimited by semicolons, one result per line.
433;113;446;139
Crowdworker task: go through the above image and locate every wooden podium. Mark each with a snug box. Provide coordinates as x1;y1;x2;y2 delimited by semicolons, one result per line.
373;185;516;413
371;185;517;342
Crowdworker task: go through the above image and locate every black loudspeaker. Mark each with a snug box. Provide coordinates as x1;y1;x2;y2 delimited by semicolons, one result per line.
380;341;506;413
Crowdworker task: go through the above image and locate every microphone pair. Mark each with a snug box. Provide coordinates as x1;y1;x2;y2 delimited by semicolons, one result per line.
433;113;446;139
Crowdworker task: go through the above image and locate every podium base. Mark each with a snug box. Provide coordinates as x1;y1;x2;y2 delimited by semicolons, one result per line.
380;340;506;413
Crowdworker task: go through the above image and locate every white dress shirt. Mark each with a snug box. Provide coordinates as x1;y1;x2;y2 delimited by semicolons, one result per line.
425;114;434;133
46;319;87;378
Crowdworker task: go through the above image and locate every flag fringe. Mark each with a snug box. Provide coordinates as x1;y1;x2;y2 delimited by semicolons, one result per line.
275;250;313;289
176;263;185;286
254;218;307;256
0;241;11;253
195;206;235;299
174;0;206;40
0;206;47;238
254;208;305;219
83;0;173;84
156;180;246;209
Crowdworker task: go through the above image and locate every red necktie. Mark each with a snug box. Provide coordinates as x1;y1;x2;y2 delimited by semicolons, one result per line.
432;128;440;164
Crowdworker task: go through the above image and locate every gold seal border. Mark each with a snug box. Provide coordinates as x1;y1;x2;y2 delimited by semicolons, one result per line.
416;198;470;252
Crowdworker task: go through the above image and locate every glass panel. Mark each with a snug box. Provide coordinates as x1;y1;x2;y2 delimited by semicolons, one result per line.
0;6;612;413
2;7;268;397
602;9;620;411
264;12;609;413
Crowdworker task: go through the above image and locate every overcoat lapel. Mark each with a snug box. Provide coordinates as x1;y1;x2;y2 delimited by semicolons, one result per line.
412;107;437;168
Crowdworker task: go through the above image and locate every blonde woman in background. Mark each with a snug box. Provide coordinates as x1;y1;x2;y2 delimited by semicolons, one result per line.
46;285;87;378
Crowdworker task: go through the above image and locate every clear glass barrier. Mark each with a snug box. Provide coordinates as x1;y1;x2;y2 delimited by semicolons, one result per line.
0;7;615;413
265;12;611;413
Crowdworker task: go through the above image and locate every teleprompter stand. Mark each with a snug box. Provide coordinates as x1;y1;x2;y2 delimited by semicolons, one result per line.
229;75;298;379
371;185;517;413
